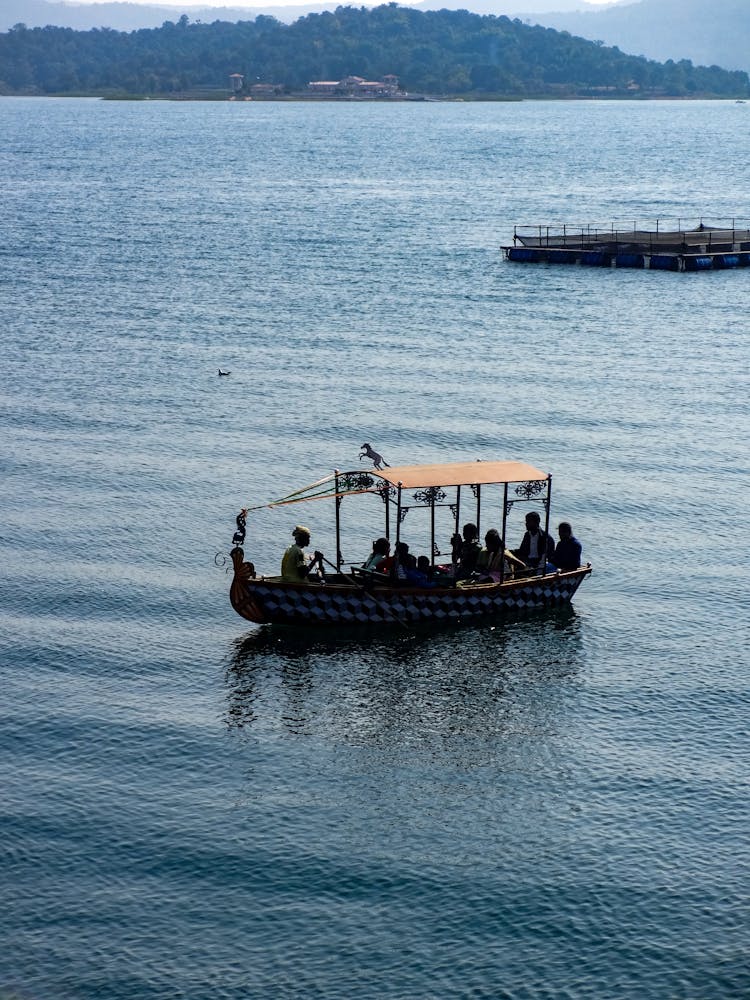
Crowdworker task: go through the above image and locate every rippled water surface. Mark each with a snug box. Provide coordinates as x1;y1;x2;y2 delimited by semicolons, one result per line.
1;97;749;999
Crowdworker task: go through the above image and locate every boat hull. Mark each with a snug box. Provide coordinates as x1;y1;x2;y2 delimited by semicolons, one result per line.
230;548;591;626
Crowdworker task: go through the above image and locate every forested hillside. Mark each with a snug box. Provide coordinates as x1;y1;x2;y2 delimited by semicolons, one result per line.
1;5;747;98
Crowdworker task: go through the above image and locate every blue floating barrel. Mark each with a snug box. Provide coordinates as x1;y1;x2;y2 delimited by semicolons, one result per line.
649;254;680;271
507;247;543;263
580;250;611;267
547;249;579;264
615;253;645;269
738;252;750;267
684;255;714;271
714;254;740;269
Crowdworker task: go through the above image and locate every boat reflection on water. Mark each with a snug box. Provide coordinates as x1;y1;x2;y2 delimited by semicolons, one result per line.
224;607;586;751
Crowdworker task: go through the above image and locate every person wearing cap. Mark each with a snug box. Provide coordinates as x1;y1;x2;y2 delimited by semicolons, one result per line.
281;525;324;582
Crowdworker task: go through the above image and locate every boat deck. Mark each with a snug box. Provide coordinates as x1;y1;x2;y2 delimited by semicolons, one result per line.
503;219;750;272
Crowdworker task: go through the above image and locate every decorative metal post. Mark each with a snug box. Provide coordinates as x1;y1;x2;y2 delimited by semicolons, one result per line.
334;469;342;571
430;494;436;567
544;475;552;569
396;483;402;545
501;482;509;583
475;484;481;536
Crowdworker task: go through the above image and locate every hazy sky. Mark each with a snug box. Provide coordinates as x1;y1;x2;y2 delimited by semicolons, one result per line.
68;0;621;8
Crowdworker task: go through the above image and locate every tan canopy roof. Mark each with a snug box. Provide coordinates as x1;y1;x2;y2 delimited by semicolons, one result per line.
371;460;548;489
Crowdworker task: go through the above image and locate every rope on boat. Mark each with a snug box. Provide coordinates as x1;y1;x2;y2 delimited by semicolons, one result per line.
243;471;382;512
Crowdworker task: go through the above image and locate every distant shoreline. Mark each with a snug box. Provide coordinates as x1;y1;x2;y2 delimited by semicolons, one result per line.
1;91;741;102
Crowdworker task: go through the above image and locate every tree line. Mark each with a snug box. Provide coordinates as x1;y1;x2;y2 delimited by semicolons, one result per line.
1;4;748;99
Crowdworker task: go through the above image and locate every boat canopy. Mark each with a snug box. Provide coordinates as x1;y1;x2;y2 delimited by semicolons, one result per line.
246;459;549;510
239;457;556;574
372;460;547;489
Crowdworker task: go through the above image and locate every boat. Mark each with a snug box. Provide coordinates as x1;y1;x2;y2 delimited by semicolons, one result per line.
229;459;591;626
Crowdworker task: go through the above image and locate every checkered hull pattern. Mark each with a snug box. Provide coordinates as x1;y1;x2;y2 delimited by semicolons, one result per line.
230;568;591;626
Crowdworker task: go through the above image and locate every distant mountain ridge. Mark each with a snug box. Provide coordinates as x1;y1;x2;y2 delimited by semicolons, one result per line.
0;0;619;32
532;0;750;73
1;0;335;31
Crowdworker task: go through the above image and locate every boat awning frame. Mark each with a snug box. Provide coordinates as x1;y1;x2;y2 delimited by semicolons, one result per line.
247;460;549;510
240;458;555;574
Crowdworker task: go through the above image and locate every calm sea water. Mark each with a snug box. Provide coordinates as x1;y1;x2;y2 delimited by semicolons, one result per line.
1;96;749;999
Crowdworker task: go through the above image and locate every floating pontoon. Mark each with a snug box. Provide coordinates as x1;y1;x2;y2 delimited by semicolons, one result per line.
503;218;750;271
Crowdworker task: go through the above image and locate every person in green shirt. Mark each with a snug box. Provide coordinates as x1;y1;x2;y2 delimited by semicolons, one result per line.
281;525;324;582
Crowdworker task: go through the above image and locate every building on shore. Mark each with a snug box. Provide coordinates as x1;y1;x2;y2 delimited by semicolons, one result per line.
249;82;285;96
307;74;400;97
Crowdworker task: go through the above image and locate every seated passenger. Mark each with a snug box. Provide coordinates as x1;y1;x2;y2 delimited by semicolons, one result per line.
417;555;433;579
363;537;390;572
404;554;436;588
551;522;582;572
281;525;324;582
472;529;526;582
392;541;411;581
450;522;482;579
514;511;555;569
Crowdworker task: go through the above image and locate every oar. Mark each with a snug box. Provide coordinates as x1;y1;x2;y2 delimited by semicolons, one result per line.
318;555;410;631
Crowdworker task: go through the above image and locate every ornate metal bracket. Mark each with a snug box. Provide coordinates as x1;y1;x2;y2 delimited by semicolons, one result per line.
506;488;550;516
339;472;375;491
515;480;545;500
413;486;447;505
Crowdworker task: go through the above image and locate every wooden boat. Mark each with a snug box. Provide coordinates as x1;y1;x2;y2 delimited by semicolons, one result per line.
229;459;591;626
